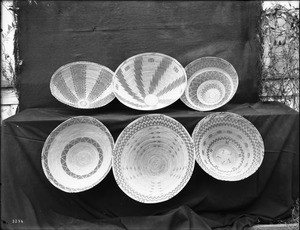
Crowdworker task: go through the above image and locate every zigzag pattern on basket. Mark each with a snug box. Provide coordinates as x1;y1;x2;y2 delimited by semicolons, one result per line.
41;116;114;193
186;57;238;89
194;115;263;180
113;114;195;203
156;75;186;97
61;137;103;179
115;68;145;104
50;61;115;109
192;112;264;181
113;53;187;110
199;82;224;103
181;57;239;111
148;57;172;94
197;124;260;172
187;71;232;109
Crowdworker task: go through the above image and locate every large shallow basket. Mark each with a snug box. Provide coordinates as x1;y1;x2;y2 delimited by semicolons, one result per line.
41;116;114;192
181;57;239;111
113;114;195;203
192;112;264;181
113;53;187;110
50;61;115;109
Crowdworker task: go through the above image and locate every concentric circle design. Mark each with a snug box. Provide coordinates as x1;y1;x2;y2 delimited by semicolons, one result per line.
41;116;114;193
195;75;228;106
113;114;195;203
113;53;187;110
181;57;239;111
50;61;115;109
61;137;103;179
192;112;264;181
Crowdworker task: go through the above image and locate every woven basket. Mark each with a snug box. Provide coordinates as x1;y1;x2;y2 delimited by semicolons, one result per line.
192;112;264;181
41;116;114;192
113;114;195;203
50;61;115;109
113;53;187;110
181;57;239;111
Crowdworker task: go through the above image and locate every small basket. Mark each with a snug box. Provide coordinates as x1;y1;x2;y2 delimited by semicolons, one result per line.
181;57;239;111
192;112;264;181
113;53;187;110
113;114;195;203
50;61;115;109
41;116;114;192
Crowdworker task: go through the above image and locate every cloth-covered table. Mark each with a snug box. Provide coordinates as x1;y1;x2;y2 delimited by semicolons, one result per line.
2;2;299;229
1;101;299;230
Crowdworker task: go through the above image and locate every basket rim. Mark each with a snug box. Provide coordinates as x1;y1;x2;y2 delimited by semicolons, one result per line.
41;116;114;193
112;52;187;111
50;61;115;109
51;61;114;81
114;52;185;74
182;56;239;111
192;112;264;181
112;113;195;203
184;70;234;111
186;56;238;75
185;56;239;90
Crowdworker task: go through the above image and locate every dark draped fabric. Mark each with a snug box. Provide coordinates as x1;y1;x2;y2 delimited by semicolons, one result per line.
4;1;298;229
1;102;299;229
16;1;261;111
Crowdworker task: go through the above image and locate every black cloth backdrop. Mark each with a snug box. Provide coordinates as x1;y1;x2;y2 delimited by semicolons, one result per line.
2;1;299;230
1;102;299;229
16;1;261;111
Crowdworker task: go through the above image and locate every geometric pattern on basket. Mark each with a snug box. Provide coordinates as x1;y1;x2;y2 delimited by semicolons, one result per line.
187;71;232;110
181;57;239;111
186;57;238;90
205;136;245;173
192;112;264;181
113;53;187;110
50;61;115;109
41;116;114;193
113;114;195;203
199;81;224;104
61;137;103;179
70;64;87;100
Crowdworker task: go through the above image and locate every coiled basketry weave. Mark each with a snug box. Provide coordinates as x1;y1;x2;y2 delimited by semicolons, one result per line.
113;53;187;110
113;114;195;203
192;112;264;181
41;116;114;192
181;57;239;111
50;61;115;109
